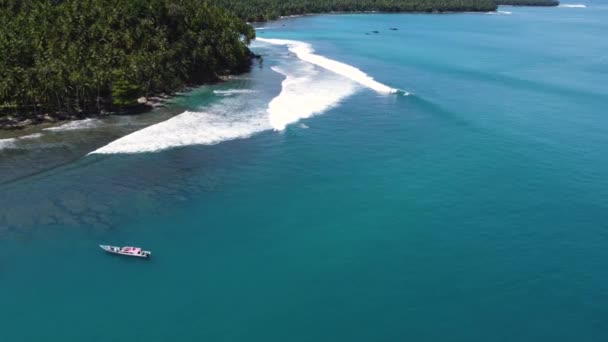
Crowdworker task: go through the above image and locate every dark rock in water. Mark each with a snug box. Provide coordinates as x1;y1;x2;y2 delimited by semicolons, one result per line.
365;32;371;35
372;30;379;34
389;28;398;31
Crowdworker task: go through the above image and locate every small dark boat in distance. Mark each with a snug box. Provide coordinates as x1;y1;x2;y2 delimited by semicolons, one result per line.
100;245;151;258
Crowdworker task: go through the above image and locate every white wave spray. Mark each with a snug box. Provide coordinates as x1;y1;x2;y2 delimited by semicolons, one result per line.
21;133;43;139
268;65;357;130
558;4;586;8
44;118;101;132
0;133;45;151
0;138;16;150
256;38;397;94
90;98;271;154
91;38;396;153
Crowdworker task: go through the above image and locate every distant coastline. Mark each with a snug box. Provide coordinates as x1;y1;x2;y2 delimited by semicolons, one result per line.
212;0;559;22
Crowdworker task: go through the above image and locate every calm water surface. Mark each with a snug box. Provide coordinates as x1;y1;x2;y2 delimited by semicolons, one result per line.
1;3;607;341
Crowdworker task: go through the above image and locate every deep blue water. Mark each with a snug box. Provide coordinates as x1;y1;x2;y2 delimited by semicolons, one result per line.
1;3;608;341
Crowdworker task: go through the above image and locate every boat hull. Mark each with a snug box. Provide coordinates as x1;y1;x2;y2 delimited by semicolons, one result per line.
99;245;151;258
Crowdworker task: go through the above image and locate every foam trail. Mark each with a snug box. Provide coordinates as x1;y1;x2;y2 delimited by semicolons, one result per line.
0;138;16;150
486;10;512;15
0;133;45;150
44;118;100;132
268;65;357;130
213;89;257;96
257;38;397;94
559;4;586;8
21;133;43;139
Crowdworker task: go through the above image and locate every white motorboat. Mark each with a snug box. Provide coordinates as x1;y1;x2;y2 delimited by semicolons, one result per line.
100;245;151;258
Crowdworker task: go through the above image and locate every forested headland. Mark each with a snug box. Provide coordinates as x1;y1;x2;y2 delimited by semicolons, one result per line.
0;0;255;127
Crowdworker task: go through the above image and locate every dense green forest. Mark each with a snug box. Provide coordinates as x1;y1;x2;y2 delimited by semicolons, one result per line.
212;0;499;22
494;0;559;5
0;0;255;121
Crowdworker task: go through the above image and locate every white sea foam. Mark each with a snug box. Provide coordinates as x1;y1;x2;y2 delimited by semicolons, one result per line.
90;99;270;154
44;118;100;132
268;65;357;130
213;89;257;96
0;133;45;150
559;4;586;8
91;38;393;153
256;38;397;94
486;10;512;15
91;62;358;152
0;138;16;150
21;133;43;140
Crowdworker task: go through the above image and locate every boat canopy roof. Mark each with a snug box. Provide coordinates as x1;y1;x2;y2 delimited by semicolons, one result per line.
121;246;142;252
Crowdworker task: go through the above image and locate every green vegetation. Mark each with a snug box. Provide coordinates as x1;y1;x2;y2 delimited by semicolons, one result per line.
0;0;255;119
212;0;499;22
494;0;559;5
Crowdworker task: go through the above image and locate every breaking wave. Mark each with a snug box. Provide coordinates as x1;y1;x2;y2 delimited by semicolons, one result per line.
558;4;586;8
256;38;398;94
486;10;512;15
91;38;397;153
90;97;270;154
91;61;358;153
268;65;357;130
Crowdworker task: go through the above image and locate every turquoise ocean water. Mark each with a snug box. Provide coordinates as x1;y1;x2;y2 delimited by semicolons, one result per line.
1;3;607;341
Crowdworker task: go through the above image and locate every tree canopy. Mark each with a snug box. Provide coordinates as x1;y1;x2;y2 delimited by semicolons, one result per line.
0;0;255;117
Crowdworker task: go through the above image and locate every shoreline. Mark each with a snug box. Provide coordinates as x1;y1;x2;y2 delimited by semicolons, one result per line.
0;95;170;131
0;71;254;133
2;3;555;133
